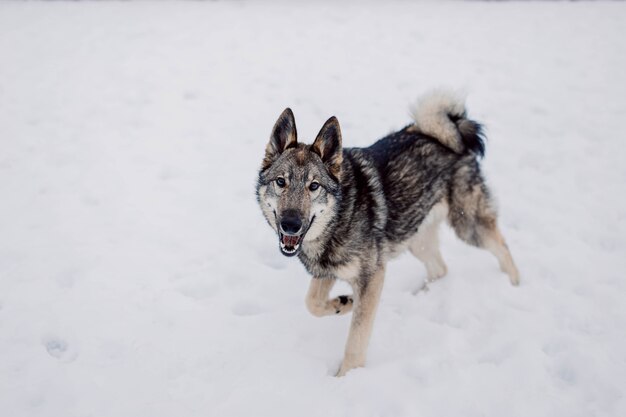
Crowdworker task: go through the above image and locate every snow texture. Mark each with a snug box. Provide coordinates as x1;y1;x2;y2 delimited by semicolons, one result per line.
1;1;625;417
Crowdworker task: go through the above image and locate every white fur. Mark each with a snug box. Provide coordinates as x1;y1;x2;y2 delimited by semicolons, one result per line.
409;201;449;282
258;184;278;233
334;258;361;283
410;89;467;154
302;196;337;247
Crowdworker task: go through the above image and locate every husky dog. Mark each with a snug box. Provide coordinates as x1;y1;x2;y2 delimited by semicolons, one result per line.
256;91;519;376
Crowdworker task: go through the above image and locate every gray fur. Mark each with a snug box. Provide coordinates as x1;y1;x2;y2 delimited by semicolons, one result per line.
256;92;519;376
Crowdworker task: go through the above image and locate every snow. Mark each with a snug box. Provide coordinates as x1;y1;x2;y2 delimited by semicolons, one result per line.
1;1;625;416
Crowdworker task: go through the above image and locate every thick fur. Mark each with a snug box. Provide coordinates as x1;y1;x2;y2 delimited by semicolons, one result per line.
256;91;519;376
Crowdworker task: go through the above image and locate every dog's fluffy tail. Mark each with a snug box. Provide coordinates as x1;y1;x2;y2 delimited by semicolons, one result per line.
410;90;485;157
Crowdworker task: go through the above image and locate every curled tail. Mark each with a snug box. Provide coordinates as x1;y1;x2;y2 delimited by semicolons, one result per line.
410;90;485;157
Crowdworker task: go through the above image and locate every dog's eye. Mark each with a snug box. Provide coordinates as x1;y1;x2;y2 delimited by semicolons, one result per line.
276;177;286;188
309;182;320;191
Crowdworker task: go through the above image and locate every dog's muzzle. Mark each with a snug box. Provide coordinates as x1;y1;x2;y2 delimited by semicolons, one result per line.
278;210;304;256
276;210;314;257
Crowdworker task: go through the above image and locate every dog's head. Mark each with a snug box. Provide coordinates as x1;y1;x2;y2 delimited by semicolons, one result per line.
256;108;343;257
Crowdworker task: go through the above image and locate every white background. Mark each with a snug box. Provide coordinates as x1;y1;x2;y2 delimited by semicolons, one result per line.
1;1;625;416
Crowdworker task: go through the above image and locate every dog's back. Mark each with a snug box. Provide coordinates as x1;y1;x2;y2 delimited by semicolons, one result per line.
339;92;486;251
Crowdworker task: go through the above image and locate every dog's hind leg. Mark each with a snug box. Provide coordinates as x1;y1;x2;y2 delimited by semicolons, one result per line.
482;226;520;286
409;201;448;283
305;277;354;317
448;177;520;286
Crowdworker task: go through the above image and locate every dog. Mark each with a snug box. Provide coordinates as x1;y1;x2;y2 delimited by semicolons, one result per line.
256;91;519;376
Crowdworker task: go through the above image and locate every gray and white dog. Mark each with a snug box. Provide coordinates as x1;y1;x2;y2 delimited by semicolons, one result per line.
256;91;519;376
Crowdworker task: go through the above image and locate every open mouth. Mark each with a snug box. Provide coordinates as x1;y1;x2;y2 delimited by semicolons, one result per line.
276;215;315;257
278;232;304;256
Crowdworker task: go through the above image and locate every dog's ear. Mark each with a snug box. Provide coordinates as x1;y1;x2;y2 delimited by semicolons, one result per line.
262;108;297;170
312;116;343;180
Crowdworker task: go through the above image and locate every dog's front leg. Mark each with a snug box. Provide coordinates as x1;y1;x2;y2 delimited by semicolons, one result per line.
305;277;354;317
336;264;385;377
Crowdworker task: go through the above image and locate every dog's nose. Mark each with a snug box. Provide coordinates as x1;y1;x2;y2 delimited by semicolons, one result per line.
280;210;303;234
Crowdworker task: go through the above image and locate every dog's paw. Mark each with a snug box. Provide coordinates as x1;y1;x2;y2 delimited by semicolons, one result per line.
335;361;352;377
331;295;353;315
425;261;447;282
335;356;364;377
335;366;348;377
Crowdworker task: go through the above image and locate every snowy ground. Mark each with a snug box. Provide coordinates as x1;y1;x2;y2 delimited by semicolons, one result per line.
1;1;625;416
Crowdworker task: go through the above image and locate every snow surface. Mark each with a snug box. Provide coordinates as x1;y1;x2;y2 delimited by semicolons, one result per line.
1;1;625;416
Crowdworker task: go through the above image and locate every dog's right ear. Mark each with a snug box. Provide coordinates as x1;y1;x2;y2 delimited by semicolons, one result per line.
262;108;298;170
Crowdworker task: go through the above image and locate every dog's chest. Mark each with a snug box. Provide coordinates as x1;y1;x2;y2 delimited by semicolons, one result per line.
300;254;361;283
332;258;361;283
299;237;367;282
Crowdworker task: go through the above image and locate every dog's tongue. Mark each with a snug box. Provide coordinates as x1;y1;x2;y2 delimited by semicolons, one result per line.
282;235;299;247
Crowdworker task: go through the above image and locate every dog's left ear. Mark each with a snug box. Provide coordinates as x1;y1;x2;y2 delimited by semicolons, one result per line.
312;116;343;180
262;108;298;170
